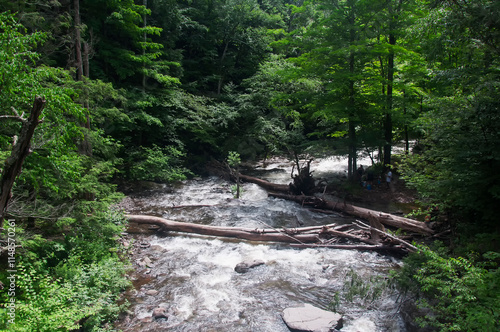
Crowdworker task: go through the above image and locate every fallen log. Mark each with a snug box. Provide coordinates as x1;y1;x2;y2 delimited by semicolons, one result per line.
126;215;409;254
239;174;290;193
354;220;418;252
268;193;433;236
289;243;407;254
321;228;377;245
127;214;325;244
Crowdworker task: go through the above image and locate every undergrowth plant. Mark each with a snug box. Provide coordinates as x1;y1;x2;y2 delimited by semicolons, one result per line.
328;268;393;312
227;151;242;198
0;208;131;331
392;243;500;331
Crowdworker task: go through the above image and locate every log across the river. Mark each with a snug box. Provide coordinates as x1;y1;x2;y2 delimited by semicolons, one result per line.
239;174;290;192
238;173;432;236
127;214;325;243
126;214;409;253
268;192;433;236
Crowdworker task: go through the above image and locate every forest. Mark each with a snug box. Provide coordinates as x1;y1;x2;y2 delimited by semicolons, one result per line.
0;0;499;331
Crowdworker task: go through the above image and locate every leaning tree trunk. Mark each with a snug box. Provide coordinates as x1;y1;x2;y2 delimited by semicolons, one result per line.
268;192;433;236
0;97;45;229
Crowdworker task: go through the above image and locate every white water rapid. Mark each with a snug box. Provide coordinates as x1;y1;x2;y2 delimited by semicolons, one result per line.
116;157;407;332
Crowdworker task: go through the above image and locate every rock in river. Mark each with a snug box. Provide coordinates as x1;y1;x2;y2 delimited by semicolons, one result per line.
234;259;265;273
282;303;343;332
152;306;168;320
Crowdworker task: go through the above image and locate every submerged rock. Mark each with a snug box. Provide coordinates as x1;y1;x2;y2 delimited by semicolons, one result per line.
146;289;158;296
152;306;168;320
282;303;342;332
234;259;265;273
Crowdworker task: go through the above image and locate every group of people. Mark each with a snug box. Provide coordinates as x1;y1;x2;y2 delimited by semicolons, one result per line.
356;165;392;190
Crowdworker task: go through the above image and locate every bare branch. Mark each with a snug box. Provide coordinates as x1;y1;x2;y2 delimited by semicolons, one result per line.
354;220;418;252
0;115;26;123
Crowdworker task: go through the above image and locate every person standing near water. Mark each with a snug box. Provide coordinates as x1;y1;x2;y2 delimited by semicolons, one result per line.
385;167;393;189
366;168;374;190
357;165;364;184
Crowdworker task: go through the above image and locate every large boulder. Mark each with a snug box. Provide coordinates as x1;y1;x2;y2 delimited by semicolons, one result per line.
282;303;343;332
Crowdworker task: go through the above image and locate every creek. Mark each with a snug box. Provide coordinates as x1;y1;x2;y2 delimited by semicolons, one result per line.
115;157;408;332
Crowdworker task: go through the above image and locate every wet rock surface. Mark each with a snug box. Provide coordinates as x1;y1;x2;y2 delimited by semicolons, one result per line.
152;306;168;320
234;259;265;273
282;303;343;332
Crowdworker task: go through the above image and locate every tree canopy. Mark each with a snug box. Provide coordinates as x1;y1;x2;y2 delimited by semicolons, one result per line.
1;0;500;330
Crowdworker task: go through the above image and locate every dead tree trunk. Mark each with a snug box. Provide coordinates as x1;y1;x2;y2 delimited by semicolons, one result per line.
268;193;433;236
239;174;290;193
238;172;432;235
0;97;45;228
290;159;316;195
127;214;330;243
126;214;408;254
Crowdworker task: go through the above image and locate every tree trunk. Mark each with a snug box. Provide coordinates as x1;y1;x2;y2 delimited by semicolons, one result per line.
217;39;230;95
126;214;408;254
384;31;394;166
384;0;404;166
81;42;93;157
127;214;333;244
235;165;240;198
142;0;148;93
348;119;357;180
74;0;83;81
347;0;357;180
239;174;290;193
268;193;433;236
0;97;45;228
403;89;409;154
290;159;315;195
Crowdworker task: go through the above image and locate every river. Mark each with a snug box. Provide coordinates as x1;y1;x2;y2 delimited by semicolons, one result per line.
115;157;407;332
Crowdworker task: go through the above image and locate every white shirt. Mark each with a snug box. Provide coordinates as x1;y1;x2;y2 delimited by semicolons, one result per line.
386;171;392;183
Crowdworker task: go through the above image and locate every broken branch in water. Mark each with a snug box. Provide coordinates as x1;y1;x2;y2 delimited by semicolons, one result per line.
354;220;419;252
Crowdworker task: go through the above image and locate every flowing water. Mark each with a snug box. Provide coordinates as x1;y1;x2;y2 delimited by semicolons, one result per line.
116;157;407;332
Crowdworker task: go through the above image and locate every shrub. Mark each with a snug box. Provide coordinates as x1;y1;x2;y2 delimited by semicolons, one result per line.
128;145;191;182
393;244;500;331
0;208;131;331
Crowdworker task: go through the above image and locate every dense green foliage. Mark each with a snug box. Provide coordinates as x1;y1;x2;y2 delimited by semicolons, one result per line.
398;0;500;229
394;244;500;331
0;10;128;331
0;0;499;330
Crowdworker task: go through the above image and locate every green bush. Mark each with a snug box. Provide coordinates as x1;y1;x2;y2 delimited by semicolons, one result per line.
3;264;93;332
128;144;191;182
328;269;393;313
1;259;129;332
393;244;500;331
0;209;131;331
